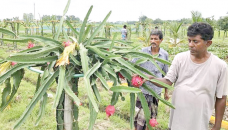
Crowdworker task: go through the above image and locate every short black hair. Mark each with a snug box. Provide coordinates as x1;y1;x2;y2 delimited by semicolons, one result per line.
150;30;163;40
123;25;127;28
187;22;214;41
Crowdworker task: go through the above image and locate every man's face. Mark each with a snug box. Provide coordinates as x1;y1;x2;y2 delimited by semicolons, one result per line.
150;35;162;48
188;35;211;56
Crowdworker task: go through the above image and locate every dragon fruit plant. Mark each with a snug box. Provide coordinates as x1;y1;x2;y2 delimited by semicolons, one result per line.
0;0;173;130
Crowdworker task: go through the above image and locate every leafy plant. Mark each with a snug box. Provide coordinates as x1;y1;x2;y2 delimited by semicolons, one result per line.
191;11;203;23
217;16;228;39
0;0;173;130
167;22;184;47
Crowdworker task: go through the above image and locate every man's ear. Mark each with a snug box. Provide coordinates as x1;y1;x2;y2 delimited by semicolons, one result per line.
206;40;212;47
160;39;163;42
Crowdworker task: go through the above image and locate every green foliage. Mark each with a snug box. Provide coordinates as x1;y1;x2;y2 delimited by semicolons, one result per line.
110;86;141;93
0;1;173;130
139;15;148;22
191;11;203;23
168;22;184;46
14;69;59;129
137;92;152;130
0;27;16;37
217;16;228;39
153;18;163;25
1;69;24;111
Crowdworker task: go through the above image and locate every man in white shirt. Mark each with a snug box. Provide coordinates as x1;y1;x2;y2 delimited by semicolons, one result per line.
145;22;228;130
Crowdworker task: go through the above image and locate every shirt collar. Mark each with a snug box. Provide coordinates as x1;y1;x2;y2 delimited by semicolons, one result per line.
148;46;163;56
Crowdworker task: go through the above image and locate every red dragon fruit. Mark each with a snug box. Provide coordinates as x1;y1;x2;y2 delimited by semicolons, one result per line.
11;62;17;66
131;76;143;88
118;72;125;79
63;41;72;47
27;42;35;49
149;118;158;127
105;105;115;118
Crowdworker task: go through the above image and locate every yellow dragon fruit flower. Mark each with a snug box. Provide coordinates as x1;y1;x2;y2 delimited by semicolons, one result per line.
55;42;78;67
0;62;11;76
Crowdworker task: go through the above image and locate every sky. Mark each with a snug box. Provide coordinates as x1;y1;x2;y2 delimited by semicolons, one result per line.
1;0;228;22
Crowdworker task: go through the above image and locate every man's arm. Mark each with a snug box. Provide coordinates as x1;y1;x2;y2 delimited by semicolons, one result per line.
163;53;170;100
145;74;173;88
164;88;169;100
212;96;227;130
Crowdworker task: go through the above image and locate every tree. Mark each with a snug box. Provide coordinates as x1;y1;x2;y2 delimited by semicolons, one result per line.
66;15;80;22
134;21;140;36
23;13;33;22
127;21;137;25
42;15;51;21
180;18;192;25
104;23;114;39
205;16;216;27
191;11;202;23
153;18;163;25
145;18;153;24
168;22;184;46
22;13;34;34
139;15;147;22
0;19;9;45
217;16;228;39
50;15;59;38
162;21;169;36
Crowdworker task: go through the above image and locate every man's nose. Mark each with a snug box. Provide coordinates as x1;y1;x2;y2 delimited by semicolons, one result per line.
188;41;194;47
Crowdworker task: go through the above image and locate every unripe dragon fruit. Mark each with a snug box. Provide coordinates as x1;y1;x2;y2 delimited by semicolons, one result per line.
105;105;115;118
149;118;158;127
131;76;143;87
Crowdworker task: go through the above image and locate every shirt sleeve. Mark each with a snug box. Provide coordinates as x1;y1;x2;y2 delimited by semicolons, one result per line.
131;57;138;63
164;54;179;83
216;65;228;98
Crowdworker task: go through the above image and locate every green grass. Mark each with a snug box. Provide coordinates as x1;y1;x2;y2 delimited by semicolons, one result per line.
0;71;57;130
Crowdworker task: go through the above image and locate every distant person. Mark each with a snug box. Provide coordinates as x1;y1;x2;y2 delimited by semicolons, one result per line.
144;22;228;130
154;26;158;30
151;26;159;33
121;25;127;40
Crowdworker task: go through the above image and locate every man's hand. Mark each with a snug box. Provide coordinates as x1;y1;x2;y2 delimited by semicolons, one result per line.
212;96;226;130
132;74;154;83
164;88;169;101
211;125;220;130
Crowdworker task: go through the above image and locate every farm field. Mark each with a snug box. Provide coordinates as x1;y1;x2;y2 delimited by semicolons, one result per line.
0;31;228;130
1;1;228;130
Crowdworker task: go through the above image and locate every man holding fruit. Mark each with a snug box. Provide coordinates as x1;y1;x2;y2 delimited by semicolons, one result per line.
146;22;228;130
